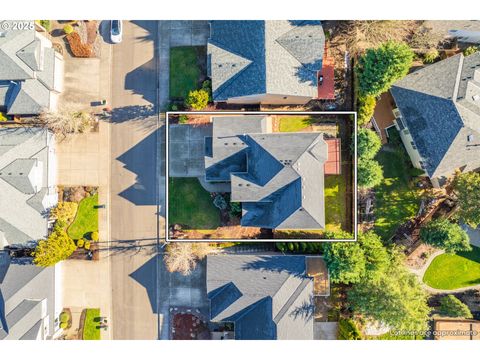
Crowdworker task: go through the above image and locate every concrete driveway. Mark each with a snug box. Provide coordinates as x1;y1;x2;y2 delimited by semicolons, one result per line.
168;124;211;177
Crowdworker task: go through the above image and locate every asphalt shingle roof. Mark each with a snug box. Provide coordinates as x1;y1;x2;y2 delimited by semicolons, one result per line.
207;255;314;340
391;52;480;179
208;20;325;101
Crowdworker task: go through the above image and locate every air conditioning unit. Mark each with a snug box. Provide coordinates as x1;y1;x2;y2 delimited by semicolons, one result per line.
392;108;402;118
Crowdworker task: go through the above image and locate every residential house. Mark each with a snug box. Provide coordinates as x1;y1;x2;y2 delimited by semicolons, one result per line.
390;52;480;187
0;20;64;116
0;251;61;340
206;254;329;340
204;115;341;229
0;127;58;250
207;20;329;105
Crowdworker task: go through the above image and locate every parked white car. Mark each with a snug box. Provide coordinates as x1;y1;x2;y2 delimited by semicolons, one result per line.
110;20;122;44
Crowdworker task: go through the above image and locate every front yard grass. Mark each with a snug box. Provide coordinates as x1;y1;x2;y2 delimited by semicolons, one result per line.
423;246;480;290
374;146;421;240
82;308;101;340
169;46;203;99
67;193;98;240
169;178;221;229
279;116;314;132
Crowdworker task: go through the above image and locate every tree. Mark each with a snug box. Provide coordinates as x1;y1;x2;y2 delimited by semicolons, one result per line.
356;128;382;160
33;226;76;267
463;46;479;56
420;219;471;253
358;231;389;278
39;102;93;138
164;242;213;276
357;41;414;97
348;250;430;332
185;89;209;110
357;159;383;189
357;95;376;126
323;242;366;284
453;172;480;228
50;202;78;225
439;295;473;319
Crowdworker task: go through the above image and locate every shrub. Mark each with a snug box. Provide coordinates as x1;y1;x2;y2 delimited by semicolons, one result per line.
420;219;471;253
55;219;68;230
185;89;209;110
33;227;76;267
60;312;70;323
357;95;376;126
84;241;91;250
439;295;473;319
90;231;99;241
63;24;74;35
77;238;85;248
51;202;78;225
229;202;242;218
0;112;8;122
357;159;384;189
423;48;439;63
338;318;362;340
60;322;68;329
37;20;51;32
178;115;189;124
356;128;382;160
202;79;213;102
463;46;479;56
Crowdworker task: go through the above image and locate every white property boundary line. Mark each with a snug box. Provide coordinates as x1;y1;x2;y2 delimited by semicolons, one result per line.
165;111;357;243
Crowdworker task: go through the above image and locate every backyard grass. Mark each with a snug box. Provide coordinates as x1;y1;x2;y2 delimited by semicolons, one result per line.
374;147;421;240
169;178;221;229
67;193;98;240
169;46;203;99
279;116;314;132
325;175;347;233
82;308;101;340
423;246;480;290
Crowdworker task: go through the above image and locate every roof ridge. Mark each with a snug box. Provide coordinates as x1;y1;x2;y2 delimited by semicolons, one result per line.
273;277;311;324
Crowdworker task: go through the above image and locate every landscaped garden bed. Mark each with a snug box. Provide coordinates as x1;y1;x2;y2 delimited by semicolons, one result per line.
423;246;480;290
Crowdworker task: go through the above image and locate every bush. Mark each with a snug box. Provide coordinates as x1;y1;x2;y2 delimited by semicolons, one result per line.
60;312;70;323
423;48;439;63
38;20;51;32
84;241;91;250
202;79;213;102
178;115;189;124
90;231;99;241
229;202;242;218
338;318;362;340
33;227;76;267
463;46;479;56
357;95;376;126
63;24;74;35
357;159;384;189
420;219;471;253
439;295;473;319
185;89;209;110
356;128;382;160
77;238;85;248
51;202;78;225
55;219;68;230
60;322;68;329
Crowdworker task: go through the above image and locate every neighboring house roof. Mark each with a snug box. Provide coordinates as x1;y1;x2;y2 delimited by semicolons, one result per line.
0;127;58;249
0;21;60;115
0;251;56;340
206;255;315;340
390;52;480;179
208;20;325;101
205;116;330;229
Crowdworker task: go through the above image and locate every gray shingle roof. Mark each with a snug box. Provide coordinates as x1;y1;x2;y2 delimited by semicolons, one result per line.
205;116;326;229
207;255;314;340
208;20;325;101
0;21;59;115
391;52;480;179
0;127;57;249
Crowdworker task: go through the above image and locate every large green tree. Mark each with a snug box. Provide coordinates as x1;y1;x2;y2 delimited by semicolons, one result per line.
358;159;383;188
453;172;480;228
348;250;430;332
357;41;414;97
33;226;76;267
323;242;366;284
358;231;390;278
439;295;473;319
420;219;471;253
356;128;382;160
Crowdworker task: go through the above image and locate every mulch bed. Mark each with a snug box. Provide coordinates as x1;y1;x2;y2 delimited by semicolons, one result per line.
69;241;100;261
66;32;94;58
170;308;210;340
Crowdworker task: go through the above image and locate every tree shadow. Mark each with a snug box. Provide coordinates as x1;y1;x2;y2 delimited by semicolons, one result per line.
240;255;306;278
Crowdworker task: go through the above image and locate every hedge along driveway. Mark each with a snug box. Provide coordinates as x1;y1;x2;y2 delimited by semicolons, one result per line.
169;46;204;99
67;193;99;240
168;178;221;229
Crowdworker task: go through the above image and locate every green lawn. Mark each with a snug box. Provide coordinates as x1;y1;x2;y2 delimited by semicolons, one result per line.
325;175;347;233
169;46;203;99
374;147;421;240
82;308;101;340
67;193;98;240
279;116;314;132
423;246;480;290
169;178;221;229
